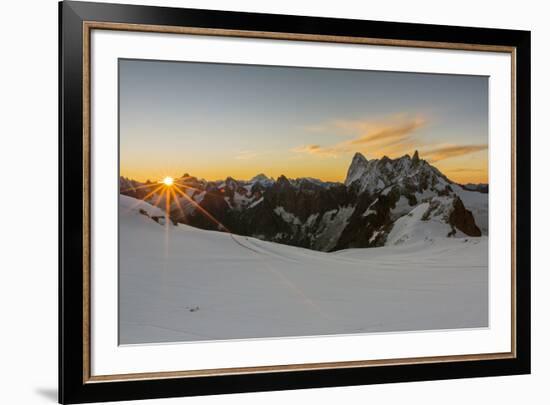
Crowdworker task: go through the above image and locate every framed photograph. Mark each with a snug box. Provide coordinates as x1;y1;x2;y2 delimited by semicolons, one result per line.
59;1;530;403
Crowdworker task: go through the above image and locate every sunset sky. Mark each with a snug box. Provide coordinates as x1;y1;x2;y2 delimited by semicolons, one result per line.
119;59;488;184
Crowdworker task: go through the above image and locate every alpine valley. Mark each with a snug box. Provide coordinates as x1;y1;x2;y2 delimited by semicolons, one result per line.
120;151;488;252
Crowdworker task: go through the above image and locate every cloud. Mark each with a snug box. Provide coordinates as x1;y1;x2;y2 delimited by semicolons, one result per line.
445;168;485;173
421;144;488;162
346;118;426;145
292;144;321;153
292;115;427;158
294;115;487;164
291;144;340;157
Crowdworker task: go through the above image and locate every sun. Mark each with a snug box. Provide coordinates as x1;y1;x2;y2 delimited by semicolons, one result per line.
162;176;174;186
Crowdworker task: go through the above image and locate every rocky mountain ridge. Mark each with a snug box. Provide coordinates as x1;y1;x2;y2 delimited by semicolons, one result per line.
120;151;487;251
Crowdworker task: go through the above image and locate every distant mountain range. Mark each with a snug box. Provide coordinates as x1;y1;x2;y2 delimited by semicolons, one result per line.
462;183;489;193
120;151;488;252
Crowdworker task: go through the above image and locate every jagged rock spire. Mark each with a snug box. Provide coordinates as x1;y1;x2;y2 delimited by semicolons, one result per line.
276;174;291;187
412;150;420;164
345;152;369;187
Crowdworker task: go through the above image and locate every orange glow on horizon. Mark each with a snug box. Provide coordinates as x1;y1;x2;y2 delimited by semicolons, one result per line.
121;149;488;186
121;161;488;186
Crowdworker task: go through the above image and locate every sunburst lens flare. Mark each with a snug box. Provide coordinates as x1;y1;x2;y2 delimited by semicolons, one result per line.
162;176;174;186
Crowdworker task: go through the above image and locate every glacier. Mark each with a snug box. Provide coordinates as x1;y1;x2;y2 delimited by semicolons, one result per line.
119;195;488;344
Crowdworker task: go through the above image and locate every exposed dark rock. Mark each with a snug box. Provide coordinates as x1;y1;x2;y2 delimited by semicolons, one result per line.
449;197;482;236
412;150;420;165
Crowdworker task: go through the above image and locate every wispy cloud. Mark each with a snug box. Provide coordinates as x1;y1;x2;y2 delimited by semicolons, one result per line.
445;167;485;173
291;144;321;153
421;144;488;162
348;118;426;145
293;115;427;158
294;115;487;164
291;144;340;158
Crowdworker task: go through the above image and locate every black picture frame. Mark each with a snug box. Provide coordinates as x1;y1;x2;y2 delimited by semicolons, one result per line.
59;1;531;403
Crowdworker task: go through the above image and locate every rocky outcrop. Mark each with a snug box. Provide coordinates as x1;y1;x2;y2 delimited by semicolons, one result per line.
449;197;482;236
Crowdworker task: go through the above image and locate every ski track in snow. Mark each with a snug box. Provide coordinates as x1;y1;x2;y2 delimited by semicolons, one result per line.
119;195;488;345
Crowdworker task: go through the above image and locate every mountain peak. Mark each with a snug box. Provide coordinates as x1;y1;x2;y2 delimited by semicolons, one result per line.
251;173;269;182
412;150;420;164
352;152;368;165
224;176;239;190
344;150;449;195
276;174;291;186
345;152;369;187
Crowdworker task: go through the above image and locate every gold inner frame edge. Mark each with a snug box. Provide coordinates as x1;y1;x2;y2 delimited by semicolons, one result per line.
81;20;517;384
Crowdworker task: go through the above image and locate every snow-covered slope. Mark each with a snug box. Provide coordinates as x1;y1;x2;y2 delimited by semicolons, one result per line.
386;197;467;245
119;195;488;344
